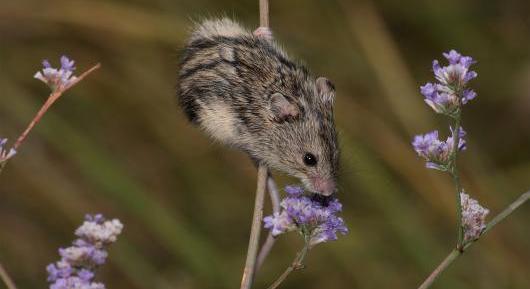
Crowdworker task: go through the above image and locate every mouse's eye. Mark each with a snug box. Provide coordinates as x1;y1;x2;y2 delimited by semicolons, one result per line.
303;153;318;167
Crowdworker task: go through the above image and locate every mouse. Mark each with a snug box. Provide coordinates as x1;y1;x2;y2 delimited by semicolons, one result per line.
177;18;339;196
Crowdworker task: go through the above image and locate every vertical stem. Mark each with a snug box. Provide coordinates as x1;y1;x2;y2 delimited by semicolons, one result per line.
0;263;18;289
259;0;269;27
239;2;270;286
256;176;281;271
450;115;464;249
267;176;281;213
240;164;268;289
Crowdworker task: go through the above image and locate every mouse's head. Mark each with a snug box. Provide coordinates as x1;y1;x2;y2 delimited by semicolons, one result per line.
259;75;339;196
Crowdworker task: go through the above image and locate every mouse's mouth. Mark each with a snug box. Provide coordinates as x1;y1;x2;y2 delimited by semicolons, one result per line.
310;193;336;207
304;176;336;196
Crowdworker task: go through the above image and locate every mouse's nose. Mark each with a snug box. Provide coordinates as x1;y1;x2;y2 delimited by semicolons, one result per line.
311;178;336;196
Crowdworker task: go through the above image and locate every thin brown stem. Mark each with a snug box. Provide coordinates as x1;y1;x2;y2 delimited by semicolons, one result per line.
255;176;281;271
417;249;460;289
481;190;530;236
13;90;61;150
259;0;269;28
449;115;463;249
417;190;530;289
0;263;18;289
13;63;100;150
267;176;281;213
240;164;268;289
266;244;309;289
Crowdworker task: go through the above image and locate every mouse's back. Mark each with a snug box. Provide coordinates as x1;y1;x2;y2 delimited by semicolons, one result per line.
177;18;340;196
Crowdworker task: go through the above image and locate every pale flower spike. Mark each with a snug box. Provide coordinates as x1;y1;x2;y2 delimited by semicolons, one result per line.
460;192;489;243
47;214;123;289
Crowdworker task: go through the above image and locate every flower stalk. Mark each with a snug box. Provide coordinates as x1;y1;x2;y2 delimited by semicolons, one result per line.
414;50;529;288
418;190;529;289
240;164;268;289
0;57;100;176
266;242;310;289
449;114;464;249
14;62;100;151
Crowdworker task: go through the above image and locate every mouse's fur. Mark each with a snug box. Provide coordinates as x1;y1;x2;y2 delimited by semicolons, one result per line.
177;18;339;195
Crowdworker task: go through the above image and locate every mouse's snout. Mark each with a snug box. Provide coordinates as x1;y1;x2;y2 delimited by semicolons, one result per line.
310;177;336;196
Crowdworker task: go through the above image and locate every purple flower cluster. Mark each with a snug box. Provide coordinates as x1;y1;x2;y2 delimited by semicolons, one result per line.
264;185;348;247
47;214;123;289
412;127;466;171
34;56;78;91
460;191;489;243
420;50;477;116
0;138;16;163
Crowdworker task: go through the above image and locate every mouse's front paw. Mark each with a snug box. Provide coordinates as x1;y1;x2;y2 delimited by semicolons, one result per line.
253;27;273;40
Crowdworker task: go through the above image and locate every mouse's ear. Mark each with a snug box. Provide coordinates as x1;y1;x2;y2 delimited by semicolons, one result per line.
269;92;299;123
316;77;336;105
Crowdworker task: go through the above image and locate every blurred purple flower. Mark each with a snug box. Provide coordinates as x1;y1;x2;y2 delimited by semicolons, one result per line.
34;55;78;92
460;192;489;243
420;50;477;115
263;186;348;247
47;214;123;289
0;138;16;163
412;127;466;171
284;185;304;197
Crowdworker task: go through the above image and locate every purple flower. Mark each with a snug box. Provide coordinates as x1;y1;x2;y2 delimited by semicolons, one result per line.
0;138;16;163
460;191;489;243
34;55;78;92
443;50;462;64
284;185;304;197
420;50;478;115
264;212;296;236
462;89;477;104
412;127;466;171
263;186;348;247
47;214;123;289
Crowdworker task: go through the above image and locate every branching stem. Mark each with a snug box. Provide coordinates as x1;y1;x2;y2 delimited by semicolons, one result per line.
417;190;530;289
266;243;310;289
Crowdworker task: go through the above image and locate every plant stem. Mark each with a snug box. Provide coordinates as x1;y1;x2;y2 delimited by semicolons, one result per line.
450;114;464;249
239;2;270;287
479;190;530;237
259;0;269;27
0;63;100;178
240;164;268;289
256;176;281;272
0;263;18;289
13;63;100;150
417;249;460;289
266;244;310;289
417;189;530;289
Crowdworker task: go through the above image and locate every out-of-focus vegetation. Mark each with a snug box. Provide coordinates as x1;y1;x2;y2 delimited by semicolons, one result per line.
1;0;529;288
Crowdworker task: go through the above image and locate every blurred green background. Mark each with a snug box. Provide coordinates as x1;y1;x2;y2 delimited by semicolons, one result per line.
1;0;529;288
